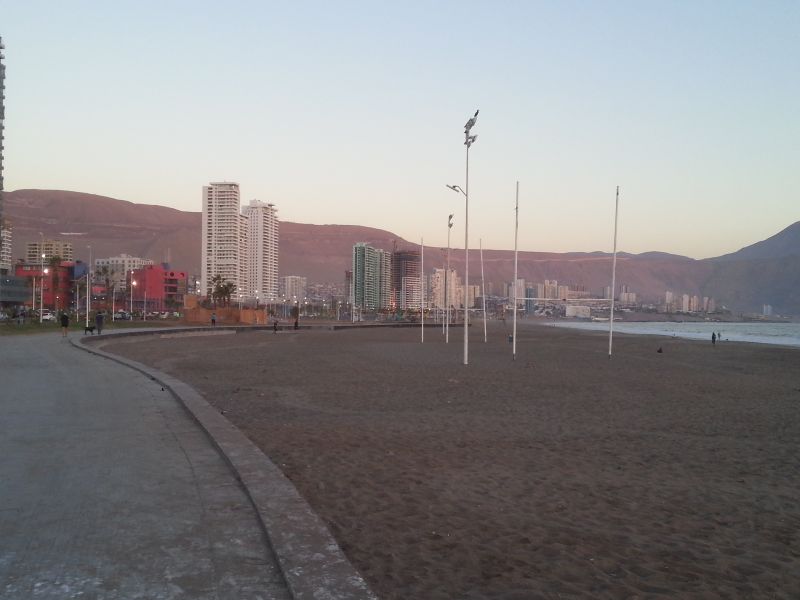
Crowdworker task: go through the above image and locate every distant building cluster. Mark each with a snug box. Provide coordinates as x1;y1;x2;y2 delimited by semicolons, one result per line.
662;290;716;314
350;242;483;314
201;182;279;304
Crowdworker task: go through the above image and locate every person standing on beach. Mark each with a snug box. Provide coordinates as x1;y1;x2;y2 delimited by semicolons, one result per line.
712;332;716;346
60;312;69;337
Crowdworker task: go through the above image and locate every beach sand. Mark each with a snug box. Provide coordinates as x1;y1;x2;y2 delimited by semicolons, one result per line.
99;322;800;599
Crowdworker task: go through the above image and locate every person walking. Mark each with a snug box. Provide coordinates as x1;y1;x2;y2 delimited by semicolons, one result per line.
273;319;278;334
60;312;70;337
711;332;716;346
95;311;104;335
211;312;217;327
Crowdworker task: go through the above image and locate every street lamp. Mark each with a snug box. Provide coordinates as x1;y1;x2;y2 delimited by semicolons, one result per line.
40;267;49;322
131;279;137;315
446;214;454;343
85;245;92;328
38;252;45;323
447;107;478;366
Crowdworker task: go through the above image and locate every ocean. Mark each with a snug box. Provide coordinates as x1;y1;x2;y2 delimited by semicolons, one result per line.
548;320;800;348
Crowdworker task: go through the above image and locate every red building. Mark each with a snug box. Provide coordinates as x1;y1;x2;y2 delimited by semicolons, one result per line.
129;264;187;313
14;261;75;312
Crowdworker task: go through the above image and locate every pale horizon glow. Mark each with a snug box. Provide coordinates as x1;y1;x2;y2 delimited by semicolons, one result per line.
2;1;798;259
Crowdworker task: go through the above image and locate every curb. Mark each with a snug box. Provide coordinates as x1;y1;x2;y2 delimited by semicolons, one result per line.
71;331;378;600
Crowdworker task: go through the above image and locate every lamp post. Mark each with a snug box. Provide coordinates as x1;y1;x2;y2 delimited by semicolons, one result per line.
444;109;479;365
40;267;49;321
38;252;45;323
85;245;92;328
446;214;453;343
131;279;136;315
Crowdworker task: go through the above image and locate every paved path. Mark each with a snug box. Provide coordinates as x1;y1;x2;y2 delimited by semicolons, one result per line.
0;333;292;600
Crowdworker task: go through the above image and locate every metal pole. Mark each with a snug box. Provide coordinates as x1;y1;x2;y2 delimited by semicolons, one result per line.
463;142;469;365
609;186;620;358
85;246;91;328
420;238;424;343
446;215;452;343
512;181;519;361
32;277;36;314
40;271;45;321
39;252;44;323
480;238;487;343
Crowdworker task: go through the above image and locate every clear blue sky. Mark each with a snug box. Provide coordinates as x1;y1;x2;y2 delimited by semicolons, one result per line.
3;1;798;258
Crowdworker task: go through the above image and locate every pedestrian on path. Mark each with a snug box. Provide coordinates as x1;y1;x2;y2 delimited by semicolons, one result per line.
95;311;104;335
60;312;69;337
211;312;217;327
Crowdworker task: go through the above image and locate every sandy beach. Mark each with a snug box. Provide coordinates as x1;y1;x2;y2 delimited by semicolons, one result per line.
99;322;800;599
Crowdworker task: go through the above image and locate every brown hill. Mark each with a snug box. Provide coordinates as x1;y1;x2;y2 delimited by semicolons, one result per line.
3;189;798;315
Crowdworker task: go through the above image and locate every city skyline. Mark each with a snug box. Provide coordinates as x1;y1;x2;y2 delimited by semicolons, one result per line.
2;2;798;259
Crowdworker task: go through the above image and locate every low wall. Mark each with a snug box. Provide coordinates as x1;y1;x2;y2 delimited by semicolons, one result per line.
184;306;270;326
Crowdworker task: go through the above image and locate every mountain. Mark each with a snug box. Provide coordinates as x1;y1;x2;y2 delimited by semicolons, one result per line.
712;221;800;261
3;189;799;315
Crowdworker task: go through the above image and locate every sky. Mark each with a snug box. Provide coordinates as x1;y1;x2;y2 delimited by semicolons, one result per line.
2;1;798;259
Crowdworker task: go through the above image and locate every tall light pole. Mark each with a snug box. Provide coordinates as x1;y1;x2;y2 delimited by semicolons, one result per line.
448;108;478;365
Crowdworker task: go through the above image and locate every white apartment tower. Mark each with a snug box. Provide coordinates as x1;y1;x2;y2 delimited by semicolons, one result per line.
0;37;11;273
201;182;244;296
202;183;280;303
243;199;279;302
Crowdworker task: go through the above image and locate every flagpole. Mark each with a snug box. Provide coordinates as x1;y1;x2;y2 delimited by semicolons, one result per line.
609;186;620;358
420;237;424;343
480;238;487;343
512;181;519;361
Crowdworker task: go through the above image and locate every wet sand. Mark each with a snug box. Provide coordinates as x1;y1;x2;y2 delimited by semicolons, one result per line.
100;322;800;599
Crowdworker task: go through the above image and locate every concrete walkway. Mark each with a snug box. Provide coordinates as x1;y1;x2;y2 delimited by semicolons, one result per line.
0;333;291;599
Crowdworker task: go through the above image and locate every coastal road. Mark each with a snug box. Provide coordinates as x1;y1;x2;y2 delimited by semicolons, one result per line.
0;333;291;599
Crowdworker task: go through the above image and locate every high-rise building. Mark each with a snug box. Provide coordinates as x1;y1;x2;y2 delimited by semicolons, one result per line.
391;250;421;310
26;239;75;263
201;184;280;303
281;275;307;301
201;182;243;297
0;36;5;218
429;268;461;310
95;254;154;290
243;199;279;302
0;37;10;274
352;243;391;310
